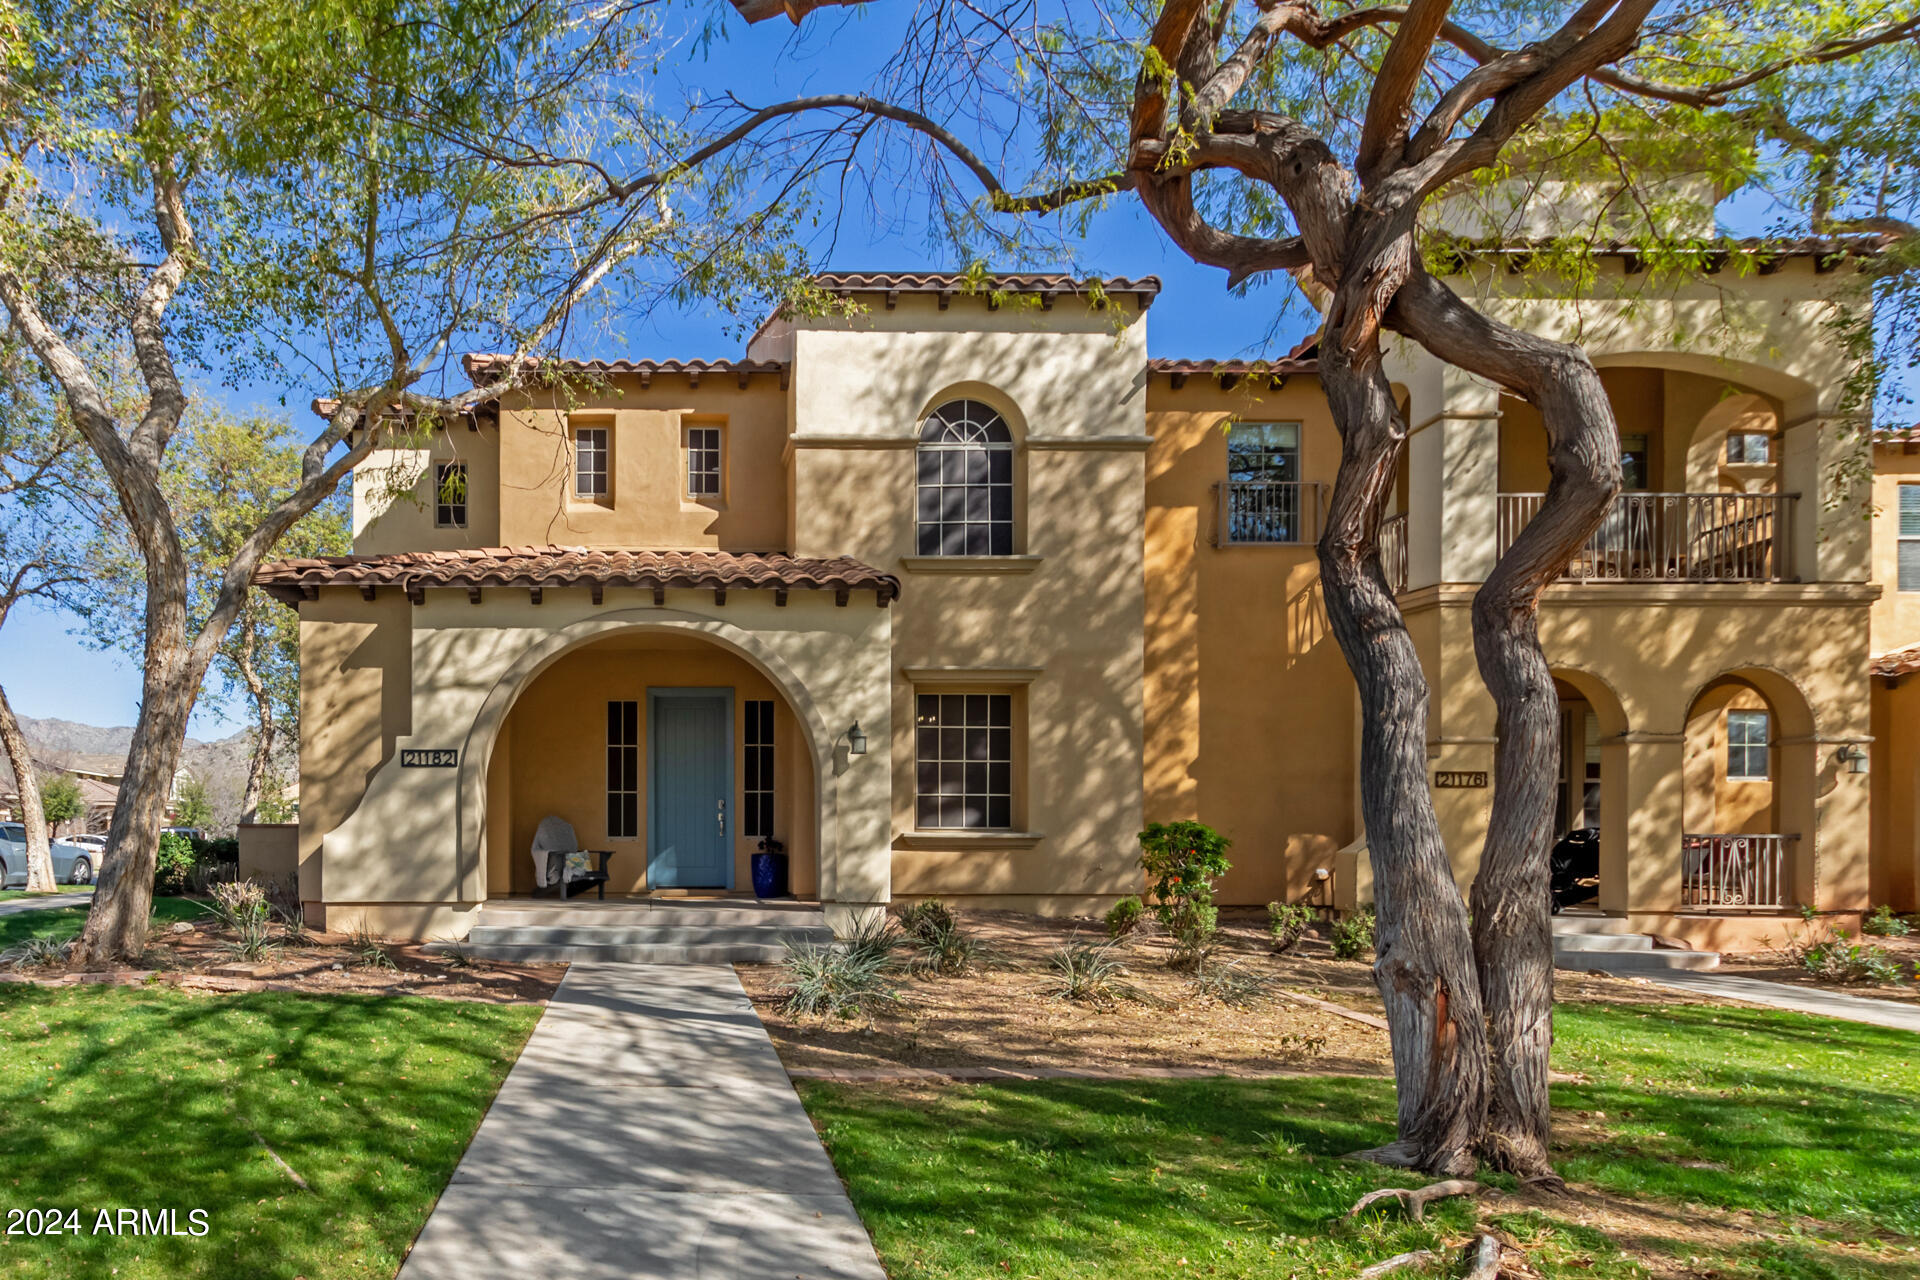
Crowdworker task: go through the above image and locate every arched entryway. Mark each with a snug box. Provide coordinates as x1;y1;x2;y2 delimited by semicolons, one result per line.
1679;668;1818;911
1551;668;1628;912
483;630;820;898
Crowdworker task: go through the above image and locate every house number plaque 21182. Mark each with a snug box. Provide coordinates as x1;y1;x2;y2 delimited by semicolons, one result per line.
400;749;459;768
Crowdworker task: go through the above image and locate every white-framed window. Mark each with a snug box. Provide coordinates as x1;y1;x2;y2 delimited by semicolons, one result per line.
574;427;609;500
1727;709;1769;781
914;693;1012;829
1901;484;1920;593
1726;433;1771;464
607;700;638;838
743;699;773;838
916;400;1013;556
1225;421;1303;542
687;425;722;498
435;460;468;529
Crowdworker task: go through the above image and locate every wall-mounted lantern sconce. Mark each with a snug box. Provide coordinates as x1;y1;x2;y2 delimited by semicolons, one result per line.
846;721;868;756
1838;744;1869;775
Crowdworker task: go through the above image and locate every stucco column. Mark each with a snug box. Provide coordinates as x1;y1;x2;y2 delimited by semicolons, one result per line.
1618;733;1685;916
1406;370;1502;589
1779;415;1871;584
1796;738;1871;914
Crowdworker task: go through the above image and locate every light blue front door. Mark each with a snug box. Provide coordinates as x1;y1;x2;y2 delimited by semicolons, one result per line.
648;690;733;889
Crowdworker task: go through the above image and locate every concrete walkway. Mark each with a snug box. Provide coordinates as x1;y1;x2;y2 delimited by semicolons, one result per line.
0;891;92;918
1634;969;1920;1034
399;963;887;1280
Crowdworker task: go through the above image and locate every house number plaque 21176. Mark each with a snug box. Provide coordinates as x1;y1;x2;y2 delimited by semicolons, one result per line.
1432;770;1489;789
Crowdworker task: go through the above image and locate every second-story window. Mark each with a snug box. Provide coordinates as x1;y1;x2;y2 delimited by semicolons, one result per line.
1226;422;1302;542
574;427;609;500
1727;709;1769;781
1620;433;1651;491
687;425;722;497
1901;485;1920;593
1726;432;1770;464
435;461;468;529
917;400;1013;555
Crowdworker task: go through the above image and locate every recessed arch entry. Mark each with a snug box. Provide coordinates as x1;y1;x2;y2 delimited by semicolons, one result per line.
455;609;846;904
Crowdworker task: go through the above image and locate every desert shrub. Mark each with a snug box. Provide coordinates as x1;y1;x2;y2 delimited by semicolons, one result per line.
1137;822;1232;929
1803;932;1906;984
1167;899;1219;971
1268;901;1314;953
3;937;72;970
778;941;901;1018
1863;904;1912;938
192;836;240;866
1186;959;1273;1008
896;899;955;943
1330;908;1376;961
433;936;474;968
1046;937;1137;1007
840;913;903;968
349;925;397;971
1104;895;1145;938
911;916;980;977
208;881;277;961
154;834;196;896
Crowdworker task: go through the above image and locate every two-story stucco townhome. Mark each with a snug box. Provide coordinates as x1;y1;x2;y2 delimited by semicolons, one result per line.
255;243;1917;955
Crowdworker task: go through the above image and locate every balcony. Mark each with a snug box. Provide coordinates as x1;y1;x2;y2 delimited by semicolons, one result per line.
1681;833;1795;911
1497;491;1796;583
1214;481;1327;546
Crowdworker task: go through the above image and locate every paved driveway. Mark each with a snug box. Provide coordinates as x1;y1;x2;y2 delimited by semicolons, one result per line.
399;963;886;1280
0;891;93;919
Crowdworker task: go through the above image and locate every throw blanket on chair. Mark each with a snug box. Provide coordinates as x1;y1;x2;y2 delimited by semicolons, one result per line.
531;816;585;890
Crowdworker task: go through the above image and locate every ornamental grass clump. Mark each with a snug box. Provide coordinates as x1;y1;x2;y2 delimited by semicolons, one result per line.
349;925;398;971
778;923;904;1019
3;937;72;970
1045;937;1139;1008
896;899;955;942
208;880;278;962
910;916;981;977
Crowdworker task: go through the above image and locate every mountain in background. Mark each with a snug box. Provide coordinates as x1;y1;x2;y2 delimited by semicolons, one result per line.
1;716;258;834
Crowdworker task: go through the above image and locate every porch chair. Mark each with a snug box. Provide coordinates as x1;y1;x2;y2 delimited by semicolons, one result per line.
530;816;614;900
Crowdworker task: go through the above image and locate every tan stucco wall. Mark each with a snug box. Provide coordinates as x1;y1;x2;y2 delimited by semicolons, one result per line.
353;428;502;554
494;376;789;550
296;586;892;937
1870;674;1920;910
237;822;299;889
780;293;1151;909
486;634;818;897
1142;376;1355;907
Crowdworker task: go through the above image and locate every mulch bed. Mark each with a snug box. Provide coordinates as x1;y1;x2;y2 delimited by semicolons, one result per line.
1;916;564;1004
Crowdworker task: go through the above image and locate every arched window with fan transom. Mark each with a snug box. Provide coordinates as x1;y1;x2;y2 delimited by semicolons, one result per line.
916;399;1014;555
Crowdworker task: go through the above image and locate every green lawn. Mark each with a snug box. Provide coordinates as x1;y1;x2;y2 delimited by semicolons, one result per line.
0;897;205;953
0;886;91;901
0;984;539;1279
800;1002;1920;1280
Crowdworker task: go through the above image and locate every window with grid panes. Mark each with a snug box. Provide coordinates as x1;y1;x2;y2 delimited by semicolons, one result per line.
916;401;1013;555
1727;709;1769;781
435;460;467;528
1901;485;1920;592
687;426;721;497
607;701;638;837
914;693;1011;829
743;699;773;838
574;427;609;499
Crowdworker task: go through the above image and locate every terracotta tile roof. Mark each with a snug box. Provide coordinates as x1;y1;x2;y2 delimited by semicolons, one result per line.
257;548;900;604
1436;233;1895;268
461;355;788;383
1875;425;1920;446
812;271;1161;299
1873;644;1920;680
1150;334;1321;380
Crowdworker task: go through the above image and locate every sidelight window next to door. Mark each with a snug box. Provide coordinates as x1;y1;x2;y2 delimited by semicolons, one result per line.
608;701;639;838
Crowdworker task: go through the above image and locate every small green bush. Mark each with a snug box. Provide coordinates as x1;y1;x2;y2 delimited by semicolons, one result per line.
1267;901;1314;953
1104;895;1145;938
1167;899;1218;970
896;899;955;943
193;836;240;866
1046;937;1137;1007
1330;908;1376;961
1803;932;1906;984
778;936;902;1018
1863;905;1912;938
1137;822;1233;929
154;834;196;896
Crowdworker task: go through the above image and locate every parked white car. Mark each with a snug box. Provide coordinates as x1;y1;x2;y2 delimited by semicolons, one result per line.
0;824;98;887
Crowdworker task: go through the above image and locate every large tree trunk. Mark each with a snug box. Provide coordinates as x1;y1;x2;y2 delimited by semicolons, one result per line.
1316;320;1488;1178
0;683;58;892
235;612;275;823
1391;271;1621;1178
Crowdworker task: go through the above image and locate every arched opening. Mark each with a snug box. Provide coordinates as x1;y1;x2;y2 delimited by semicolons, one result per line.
1550;669;1628;913
1679;669;1817;911
453;610;841;906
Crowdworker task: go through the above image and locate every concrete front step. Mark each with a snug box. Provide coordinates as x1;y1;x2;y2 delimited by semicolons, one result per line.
1550;932;1651;953
451;941;804;964
474;900;824;930
466;925;833;949
1555;947;1722;972
443;900;835;964
1550;914;1639;936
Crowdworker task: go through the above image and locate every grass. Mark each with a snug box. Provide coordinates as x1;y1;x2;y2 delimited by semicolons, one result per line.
0;897;205;955
798;1002;1920;1280
0;885;91;902
0;983;539;1279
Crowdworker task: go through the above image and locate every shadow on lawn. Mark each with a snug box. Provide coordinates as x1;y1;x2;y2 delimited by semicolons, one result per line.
0;983;535;1280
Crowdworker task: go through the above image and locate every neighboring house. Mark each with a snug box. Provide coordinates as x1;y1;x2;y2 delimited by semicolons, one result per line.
0;759;189;837
262;238;1902;950
1870;426;1920;915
